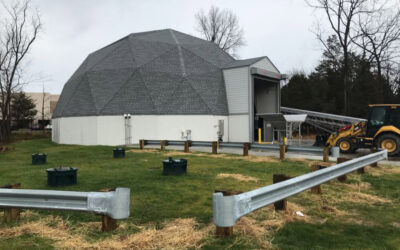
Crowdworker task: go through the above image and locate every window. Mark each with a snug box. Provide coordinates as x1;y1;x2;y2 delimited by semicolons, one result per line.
389;108;400;126
369;107;387;126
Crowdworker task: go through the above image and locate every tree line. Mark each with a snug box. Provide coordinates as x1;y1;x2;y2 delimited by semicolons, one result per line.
283;0;400;118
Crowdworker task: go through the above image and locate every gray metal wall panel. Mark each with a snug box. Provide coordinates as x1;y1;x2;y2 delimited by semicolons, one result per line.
251;58;279;74
223;67;249;114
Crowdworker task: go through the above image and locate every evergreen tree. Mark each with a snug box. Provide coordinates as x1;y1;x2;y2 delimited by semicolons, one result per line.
10;92;37;129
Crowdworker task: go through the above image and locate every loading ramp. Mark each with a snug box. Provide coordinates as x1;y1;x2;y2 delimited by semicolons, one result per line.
281;107;367;133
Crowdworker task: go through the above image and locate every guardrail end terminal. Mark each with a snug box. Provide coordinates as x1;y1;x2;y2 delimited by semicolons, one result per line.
213;191;239;237
98;187;130;231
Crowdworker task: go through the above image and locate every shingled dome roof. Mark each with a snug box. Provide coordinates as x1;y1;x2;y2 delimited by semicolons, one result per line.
53;29;237;118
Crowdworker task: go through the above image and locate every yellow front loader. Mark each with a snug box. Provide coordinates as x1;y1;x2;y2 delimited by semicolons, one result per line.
326;104;400;156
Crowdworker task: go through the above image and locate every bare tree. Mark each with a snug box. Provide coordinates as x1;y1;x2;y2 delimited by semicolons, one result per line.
195;5;245;56
41;84;46;130
307;0;370;115
355;7;400;79
39;83;50;131
0;0;41;143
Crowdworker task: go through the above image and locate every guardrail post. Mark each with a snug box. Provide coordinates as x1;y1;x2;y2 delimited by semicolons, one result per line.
323;147;329;162
2;183;21;223
310;165;325;194
139;140;147;150
214;190;242;237
369;149;379;167
279;145;286;160
273;174;291;210
212;141;218;154
161;140;168;151
243;143;250;156
336;157;349;181
184;140;191;153
100;188;118;232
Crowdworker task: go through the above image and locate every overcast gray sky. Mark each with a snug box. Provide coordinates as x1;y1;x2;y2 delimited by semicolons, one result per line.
20;0;325;94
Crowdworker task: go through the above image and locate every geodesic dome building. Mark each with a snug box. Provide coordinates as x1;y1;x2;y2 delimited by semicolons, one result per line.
52;29;284;145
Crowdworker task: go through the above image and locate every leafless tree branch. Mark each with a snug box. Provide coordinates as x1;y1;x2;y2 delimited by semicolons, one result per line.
195;5;245;57
0;0;41;142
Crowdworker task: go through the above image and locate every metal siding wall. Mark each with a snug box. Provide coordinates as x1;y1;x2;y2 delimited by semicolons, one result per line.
131;115;229;143
228;115;250;142
54;116;98;145
251;58;279;73
223;67;249;114
53;115;230;146
97;116;125;145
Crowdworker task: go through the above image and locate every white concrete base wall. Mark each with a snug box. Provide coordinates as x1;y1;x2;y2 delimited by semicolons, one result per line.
52;115;230;146
228;115;250;142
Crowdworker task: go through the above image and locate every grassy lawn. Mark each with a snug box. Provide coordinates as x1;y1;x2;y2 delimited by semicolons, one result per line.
0;138;400;249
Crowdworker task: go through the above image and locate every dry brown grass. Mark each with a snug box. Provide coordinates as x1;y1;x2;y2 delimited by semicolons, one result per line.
129;148;279;163
217;173;259;182
345;191;390;204
233;202;309;249
0;214;212;249
368;164;400;176
391;222;400;228
0;201;310;250
341;182;371;191
308;161;334;168
343;218;380;227
98;218;212;250
164;151;279;163
128;149;158;153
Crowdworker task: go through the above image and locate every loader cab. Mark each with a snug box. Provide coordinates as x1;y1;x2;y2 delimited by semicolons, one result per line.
366;105;400;138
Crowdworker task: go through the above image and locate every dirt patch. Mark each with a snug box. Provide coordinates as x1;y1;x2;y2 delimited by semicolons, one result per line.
0;214;211;249
217;173;259;182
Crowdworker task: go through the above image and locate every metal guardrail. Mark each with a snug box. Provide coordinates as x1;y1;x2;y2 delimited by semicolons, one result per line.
213;150;387;227
142;140;323;154
0;187;130;219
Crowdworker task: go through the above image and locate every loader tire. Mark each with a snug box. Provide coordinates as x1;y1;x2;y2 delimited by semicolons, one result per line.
376;134;400;156
337;138;354;154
